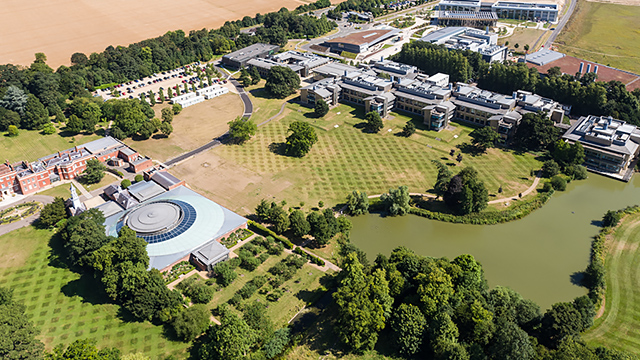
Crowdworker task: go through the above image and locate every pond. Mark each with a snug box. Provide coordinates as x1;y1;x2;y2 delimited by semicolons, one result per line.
350;174;640;309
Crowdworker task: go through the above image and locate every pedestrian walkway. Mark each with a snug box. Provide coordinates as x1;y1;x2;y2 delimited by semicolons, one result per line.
72;179;93;199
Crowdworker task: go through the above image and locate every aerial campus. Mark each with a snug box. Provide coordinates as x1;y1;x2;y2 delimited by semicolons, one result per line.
2;0;640;359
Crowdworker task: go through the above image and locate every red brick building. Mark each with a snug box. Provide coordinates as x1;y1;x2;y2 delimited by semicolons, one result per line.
0;137;154;199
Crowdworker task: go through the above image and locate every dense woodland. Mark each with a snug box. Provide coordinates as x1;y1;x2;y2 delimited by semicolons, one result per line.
393;42;640;125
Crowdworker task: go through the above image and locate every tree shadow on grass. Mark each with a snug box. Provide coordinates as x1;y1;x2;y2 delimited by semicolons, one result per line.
295;288;326;305
47;232;69;270
61;273;110;305
268;142;287;156
249;88;274;100
457;142;484;157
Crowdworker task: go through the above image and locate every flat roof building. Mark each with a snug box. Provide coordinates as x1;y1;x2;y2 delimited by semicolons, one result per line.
222;43;280;69
438;0;482;12
493;1;558;22
373;59;418;76
420;27;507;62
562;115;640;180
323;28;401;54
524;49;565;66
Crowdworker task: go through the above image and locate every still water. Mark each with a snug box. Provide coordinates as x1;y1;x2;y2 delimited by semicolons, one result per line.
351;174;640;309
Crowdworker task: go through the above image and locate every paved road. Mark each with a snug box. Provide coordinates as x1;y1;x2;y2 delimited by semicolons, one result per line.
544;0;576;49
0;195;54;236
163;74;253;167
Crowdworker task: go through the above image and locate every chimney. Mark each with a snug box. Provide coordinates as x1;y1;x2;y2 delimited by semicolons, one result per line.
486;26;489;34
579;62;584;73
586;63;591;73
380;56;384;62
594;65;598;74
344;70;348;76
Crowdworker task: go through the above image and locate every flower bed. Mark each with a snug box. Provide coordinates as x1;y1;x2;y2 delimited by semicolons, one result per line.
220;228;254;249
162;261;195;284
0;202;41;225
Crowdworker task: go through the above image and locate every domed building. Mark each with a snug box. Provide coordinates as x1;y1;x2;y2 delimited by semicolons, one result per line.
102;184;247;271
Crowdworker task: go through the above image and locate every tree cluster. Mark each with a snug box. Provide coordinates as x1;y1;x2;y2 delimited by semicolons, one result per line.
285;120;317;157
380;185;411;216
333;247;631;360
38;196;67;228
0;286;45;359
440;166;488;215
265;66;300;99
228;117;257;143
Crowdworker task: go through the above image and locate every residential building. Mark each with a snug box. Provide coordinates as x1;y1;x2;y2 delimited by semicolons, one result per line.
562;115;640;178
221;43;280;69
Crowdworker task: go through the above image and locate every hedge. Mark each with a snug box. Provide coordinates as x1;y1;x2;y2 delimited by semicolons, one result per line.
293;247;325;266
248;220;294;249
408;191;554;225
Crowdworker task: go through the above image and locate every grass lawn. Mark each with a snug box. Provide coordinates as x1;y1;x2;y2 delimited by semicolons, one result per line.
173;97;541;215
38;184;80;199
0;226;188;358
246;81;298;125
124;92;244;162
555;0;640;74
205;249;330;326
81;174;119;192
0;128;101;164
499;27;544;51
582;213;640;353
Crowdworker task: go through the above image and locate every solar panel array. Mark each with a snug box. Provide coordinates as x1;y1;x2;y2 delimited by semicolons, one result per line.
116;200;197;244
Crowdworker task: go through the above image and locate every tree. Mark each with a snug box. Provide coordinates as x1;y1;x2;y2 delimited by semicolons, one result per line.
172;304;210;341
212;262;237;287
0;286;45;360
134;174;143;183
489;322;536;360
38;197;67;228
550;175;567;191
161;107;174;123
82;159;105;184
307;211;331;245
272;210;290;234
602;210;622;227
285;121;317;157
61;209;110;268
265;66;300;99
7;125;18;137
242;302;274;344
262;328;290;359
401;121;416;137
542;160;560;178
314;98;329;117
469;126;499;151
255;199;271;222
65;115;83;134
444;167;488;214
0;109;21;131
159;121;173;137
380;185;410;216
198;310;255;360
333;254;389;352
346;190;369;215
541;302;584;348
289;210;310;237
47;338;120;360
364;111;383;133
248;66;261;85
514;43;520;49
432;160;453;198
70;52;88;66
0;86;29;117
172;103;182;115
138;121;156;139
41;123;56;135
547;66;562;77
228;117;257;143
390;303;427;356
514;112;558;151
120;179;131;189
22;94;49;130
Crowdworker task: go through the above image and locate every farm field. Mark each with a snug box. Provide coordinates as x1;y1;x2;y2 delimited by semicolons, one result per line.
582;212;640;353
124;93;244;162
0;0;312;67
0;226;188;358
554;0;640;74
172;90;542;215
0;127;101;164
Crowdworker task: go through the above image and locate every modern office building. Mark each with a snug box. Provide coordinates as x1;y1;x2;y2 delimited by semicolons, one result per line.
221;43;280;69
393;76;455;130
300;78;342;107
492;1;558;22
373;59;418;77
437;0;482;12
431;11;499;28
562;115;640;178
246;51;330;78
323;28;401;54
419;27;508;62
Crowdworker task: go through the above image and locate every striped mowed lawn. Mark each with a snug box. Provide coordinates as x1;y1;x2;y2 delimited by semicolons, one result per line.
210;101;541;211
0;226;188;358
583;213;640;353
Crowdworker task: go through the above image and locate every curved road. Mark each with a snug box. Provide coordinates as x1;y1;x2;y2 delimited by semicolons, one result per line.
164;75;253;167
544;0;576;49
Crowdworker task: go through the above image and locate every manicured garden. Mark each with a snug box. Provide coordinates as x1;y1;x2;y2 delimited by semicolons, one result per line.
0;201;41;224
0;226;188;358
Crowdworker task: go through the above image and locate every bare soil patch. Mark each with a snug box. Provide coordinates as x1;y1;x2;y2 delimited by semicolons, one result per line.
125;93;243;162
0;0;307;67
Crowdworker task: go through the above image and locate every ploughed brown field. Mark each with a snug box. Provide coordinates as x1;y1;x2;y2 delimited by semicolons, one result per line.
1;0;312;67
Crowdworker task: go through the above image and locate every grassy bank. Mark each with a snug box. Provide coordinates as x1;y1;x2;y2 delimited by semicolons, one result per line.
582;210;640;353
555;0;640;74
